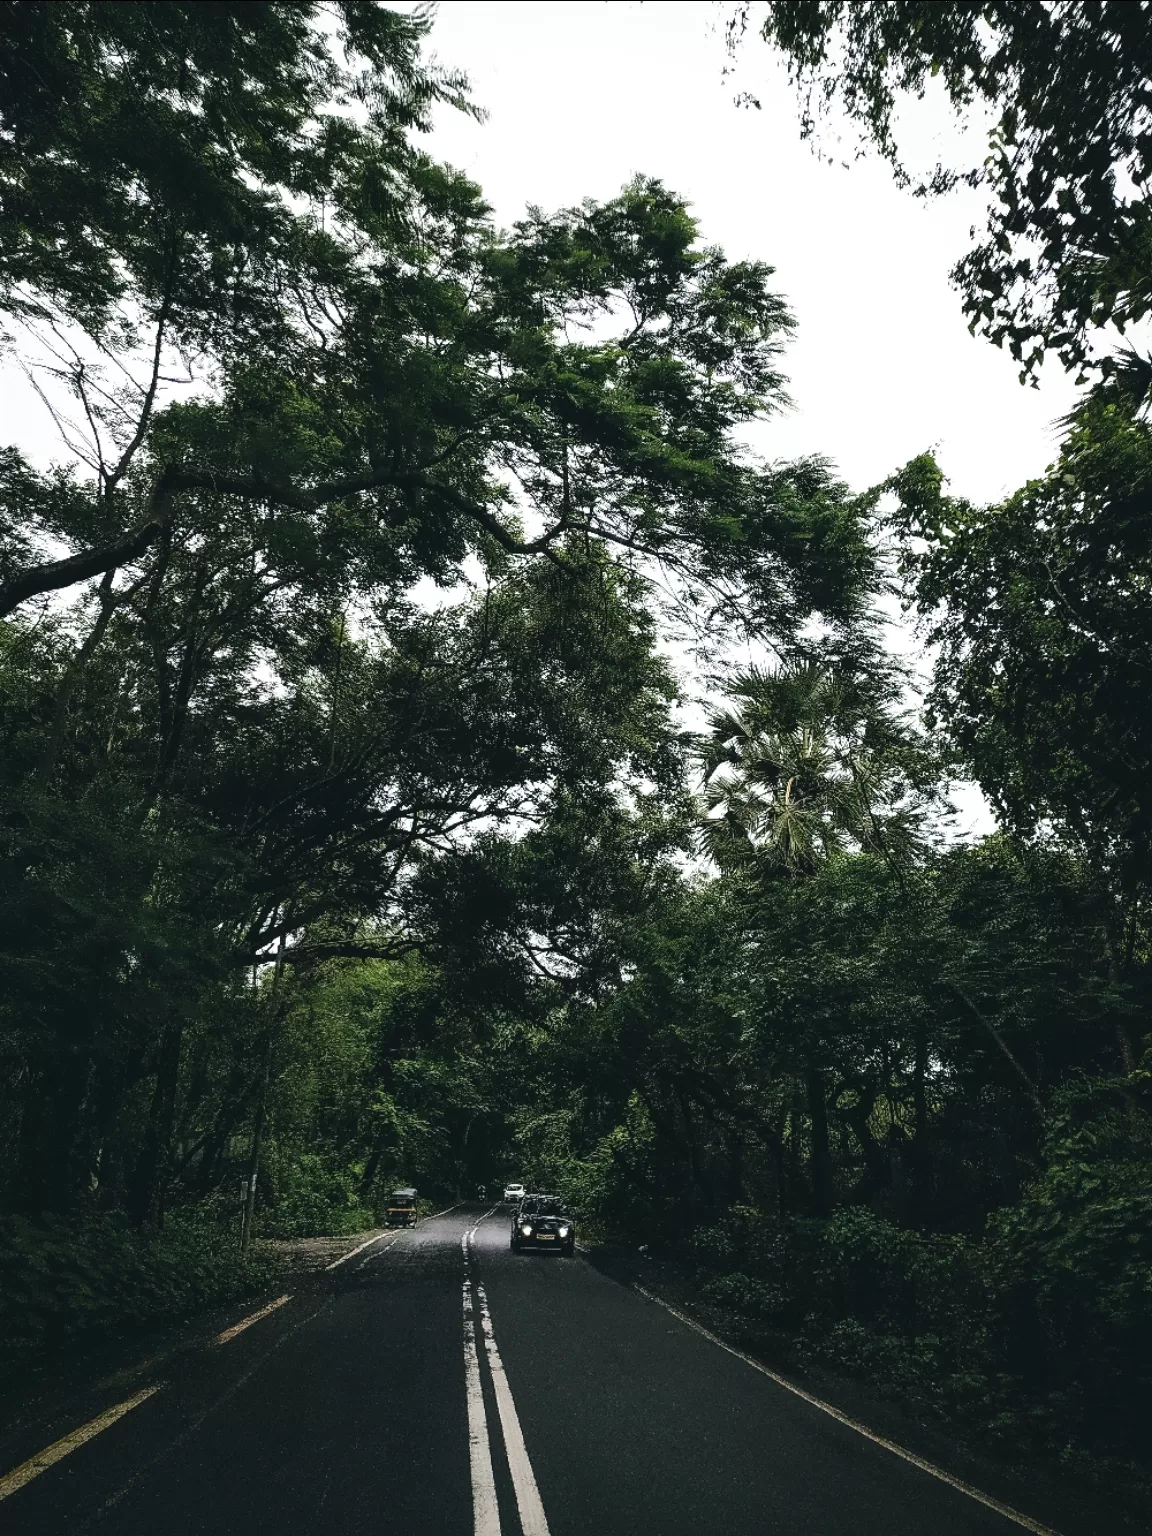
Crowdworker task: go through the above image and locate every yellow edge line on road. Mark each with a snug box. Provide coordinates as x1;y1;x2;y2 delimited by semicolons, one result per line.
632;1285;1061;1536
215;1293;292;1344
0;1385;162;1502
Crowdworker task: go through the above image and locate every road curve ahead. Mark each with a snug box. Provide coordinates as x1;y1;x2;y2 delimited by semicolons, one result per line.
1;1205;1056;1536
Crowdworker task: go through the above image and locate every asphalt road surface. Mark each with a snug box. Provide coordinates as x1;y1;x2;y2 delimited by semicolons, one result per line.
0;1205;1062;1536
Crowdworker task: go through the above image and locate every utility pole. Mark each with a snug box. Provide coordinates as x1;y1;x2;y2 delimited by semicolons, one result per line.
241;929;286;1253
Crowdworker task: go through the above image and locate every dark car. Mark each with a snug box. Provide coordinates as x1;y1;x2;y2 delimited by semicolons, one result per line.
510;1194;575;1254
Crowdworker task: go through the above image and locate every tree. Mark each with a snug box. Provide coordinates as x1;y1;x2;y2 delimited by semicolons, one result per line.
4;7;879;1221
1;172;871;635
891;408;1152;1070
731;1;1152;380
0;2;476;610
0;540;683;1211
0;2;469;330
701;656;936;875
699;654;941;1213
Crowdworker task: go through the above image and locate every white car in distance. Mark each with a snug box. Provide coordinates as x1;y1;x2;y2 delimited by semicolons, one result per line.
503;1182;526;1203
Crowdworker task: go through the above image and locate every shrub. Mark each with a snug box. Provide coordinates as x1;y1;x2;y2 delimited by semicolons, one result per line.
260;1154;374;1238
983;1076;1152;1450
685;1080;1152;1468
702;1271;786;1317
0;1209;276;1372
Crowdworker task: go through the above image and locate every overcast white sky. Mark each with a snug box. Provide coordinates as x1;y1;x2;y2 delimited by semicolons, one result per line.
422;1;1080;503
419;1;1087;835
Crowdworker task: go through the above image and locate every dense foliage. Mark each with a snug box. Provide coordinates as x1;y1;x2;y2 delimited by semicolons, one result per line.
1;0;1150;1504
0;1209;275;1371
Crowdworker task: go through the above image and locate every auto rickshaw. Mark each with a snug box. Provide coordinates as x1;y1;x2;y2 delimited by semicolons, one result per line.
386;1187;418;1227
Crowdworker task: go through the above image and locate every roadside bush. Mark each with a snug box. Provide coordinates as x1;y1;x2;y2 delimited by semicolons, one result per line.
0;1209;276;1372
983;1076;1152;1452
260;1154;374;1238
686;1079;1152;1468
694;1207;986;1383
702;1270;786;1317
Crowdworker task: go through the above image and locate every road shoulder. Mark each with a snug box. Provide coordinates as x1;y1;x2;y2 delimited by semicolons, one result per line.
583;1241;1149;1536
0;1223;389;1483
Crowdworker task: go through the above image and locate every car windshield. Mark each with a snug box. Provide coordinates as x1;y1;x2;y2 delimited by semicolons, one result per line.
531;1198;568;1216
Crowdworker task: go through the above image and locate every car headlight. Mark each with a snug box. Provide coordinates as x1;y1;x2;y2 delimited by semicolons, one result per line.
520;1224;533;1237
558;1226;570;1238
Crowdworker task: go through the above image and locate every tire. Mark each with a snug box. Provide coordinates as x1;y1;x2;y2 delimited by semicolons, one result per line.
563;1242;574;1256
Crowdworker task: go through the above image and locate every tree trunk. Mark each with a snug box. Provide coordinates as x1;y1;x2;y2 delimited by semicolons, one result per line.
241;931;287;1251
772;1113;788;1220
676;1090;714;1210
196;1104;243;1196
128;1019;183;1228
723;1127;745;1205
912;1018;928;1144
20;1034;97;1212
786;1089;803;1212
359;1118;395;1197
34;569;121;782
908;1016;931;1219
806;1066;834;1217
838;1085;891;1204
1108;956;1137;1073
240;1031;272;1253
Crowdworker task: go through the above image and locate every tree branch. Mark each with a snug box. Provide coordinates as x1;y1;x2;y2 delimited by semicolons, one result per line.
0;463;569;618
0;467;182;617
106;279;176;496
237;936;420;969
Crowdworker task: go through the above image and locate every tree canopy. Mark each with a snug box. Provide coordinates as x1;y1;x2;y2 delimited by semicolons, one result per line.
2;3;1152;1506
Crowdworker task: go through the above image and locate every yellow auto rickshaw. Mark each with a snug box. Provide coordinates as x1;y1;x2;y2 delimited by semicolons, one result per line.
386;1187;418;1226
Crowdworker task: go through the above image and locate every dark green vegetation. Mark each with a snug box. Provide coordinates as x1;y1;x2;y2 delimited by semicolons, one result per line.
0;1209;276;1373
1;0;1149;1508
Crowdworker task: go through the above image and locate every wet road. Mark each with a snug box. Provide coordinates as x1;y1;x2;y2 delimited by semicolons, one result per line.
0;1205;1057;1535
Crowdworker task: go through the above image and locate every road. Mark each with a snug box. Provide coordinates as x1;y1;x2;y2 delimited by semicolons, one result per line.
0;1205;1060;1536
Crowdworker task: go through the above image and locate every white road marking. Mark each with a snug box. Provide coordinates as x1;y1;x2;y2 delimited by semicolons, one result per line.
325;1202;463;1270
0;1385;162;1502
326;1232;393;1269
462;1211;504;1535
475;1283;551;1536
215;1293;292;1344
632;1284;1061;1536
463;1275;502;1536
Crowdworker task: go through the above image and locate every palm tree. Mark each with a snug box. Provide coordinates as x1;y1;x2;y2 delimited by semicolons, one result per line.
700;662;932;879
699;659;940;1213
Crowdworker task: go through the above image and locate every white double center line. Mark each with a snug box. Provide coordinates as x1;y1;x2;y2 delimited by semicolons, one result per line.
462;1213;551;1536
475;1282;550;1536
463;1271;501;1536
